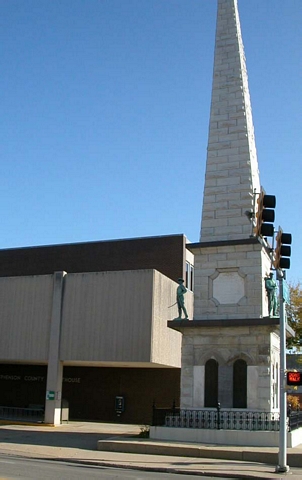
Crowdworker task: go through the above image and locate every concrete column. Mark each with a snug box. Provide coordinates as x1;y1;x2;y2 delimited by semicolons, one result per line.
218;365;233;408
45;271;66;425
247;366;259;409
193;366;205;408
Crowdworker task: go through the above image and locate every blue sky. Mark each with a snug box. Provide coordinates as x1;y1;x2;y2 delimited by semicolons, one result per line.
1;0;301;284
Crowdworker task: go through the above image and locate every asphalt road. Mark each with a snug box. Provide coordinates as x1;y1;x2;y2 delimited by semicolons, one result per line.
0;454;237;480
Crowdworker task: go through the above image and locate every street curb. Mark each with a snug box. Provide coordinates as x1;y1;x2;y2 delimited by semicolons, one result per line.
1;453;277;480
97;439;302;468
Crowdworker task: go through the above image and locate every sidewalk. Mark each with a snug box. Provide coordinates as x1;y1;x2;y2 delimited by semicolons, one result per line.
0;421;302;479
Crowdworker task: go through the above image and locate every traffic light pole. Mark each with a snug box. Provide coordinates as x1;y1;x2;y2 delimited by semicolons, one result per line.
275;271;290;473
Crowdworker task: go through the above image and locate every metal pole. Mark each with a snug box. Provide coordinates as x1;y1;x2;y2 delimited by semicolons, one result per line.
275;271;290;473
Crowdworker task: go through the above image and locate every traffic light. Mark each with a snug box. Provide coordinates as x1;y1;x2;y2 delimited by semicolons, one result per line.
254;189;276;237
274;227;292;270
287;371;302;386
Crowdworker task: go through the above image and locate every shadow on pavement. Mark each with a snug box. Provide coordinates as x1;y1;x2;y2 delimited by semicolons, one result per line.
0;428;136;450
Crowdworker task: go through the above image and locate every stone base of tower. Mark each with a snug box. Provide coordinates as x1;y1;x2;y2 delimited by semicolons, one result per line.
151;319;299;448
150;425;302;448
168;318;282;412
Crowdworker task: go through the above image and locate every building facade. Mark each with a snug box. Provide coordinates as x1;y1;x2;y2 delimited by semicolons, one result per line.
0;234;194;424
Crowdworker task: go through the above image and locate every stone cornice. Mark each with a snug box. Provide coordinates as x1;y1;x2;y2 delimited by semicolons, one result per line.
186;236;273;256
168;317;295;338
186;237;259;252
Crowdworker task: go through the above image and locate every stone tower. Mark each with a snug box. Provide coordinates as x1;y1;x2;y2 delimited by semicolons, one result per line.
169;0;280;413
200;0;260;243
192;0;272;322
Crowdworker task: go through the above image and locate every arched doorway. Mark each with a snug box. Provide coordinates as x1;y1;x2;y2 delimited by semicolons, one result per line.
233;359;247;408
204;359;218;407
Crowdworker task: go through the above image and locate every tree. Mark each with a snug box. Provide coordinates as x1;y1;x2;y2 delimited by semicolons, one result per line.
286;282;302;350
287;394;300;410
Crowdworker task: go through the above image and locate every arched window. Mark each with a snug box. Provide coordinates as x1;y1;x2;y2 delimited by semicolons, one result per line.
204;359;218;407
233;359;247;408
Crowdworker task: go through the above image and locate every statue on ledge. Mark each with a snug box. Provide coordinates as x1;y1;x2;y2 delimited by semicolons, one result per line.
265;272;278;317
176;278;188;320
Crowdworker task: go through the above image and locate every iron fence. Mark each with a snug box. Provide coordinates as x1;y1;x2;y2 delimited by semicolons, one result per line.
288;410;302;431
152;406;180;427
152;404;302;432
165;409;280;431
0;406;44;422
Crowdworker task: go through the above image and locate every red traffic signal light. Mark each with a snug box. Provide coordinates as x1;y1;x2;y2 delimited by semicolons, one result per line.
287;371;302;386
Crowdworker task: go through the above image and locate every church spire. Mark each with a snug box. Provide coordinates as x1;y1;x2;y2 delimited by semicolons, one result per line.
200;0;260;242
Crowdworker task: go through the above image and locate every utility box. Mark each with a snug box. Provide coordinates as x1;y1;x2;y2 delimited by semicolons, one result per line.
115;396;125;416
61;399;69;423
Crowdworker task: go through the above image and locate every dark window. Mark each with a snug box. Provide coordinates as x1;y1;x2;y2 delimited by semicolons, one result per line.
190;265;194;291
204;359;218;407
186;262;190;288
233;359;247;408
185;262;194;291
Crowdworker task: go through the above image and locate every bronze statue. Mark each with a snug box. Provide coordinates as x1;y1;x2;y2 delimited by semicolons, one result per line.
176;278;188;320
265;272;278;317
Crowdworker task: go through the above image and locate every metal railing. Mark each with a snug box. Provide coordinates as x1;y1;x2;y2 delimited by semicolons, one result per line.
165;409;280;431
0;406;44;422
152;404;302;433
288;410;302;431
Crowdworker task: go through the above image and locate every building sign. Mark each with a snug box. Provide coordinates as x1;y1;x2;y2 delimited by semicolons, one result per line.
63;377;81;383
24;376;45;382
0;375;21;381
46;391;55;400
0;375;81;384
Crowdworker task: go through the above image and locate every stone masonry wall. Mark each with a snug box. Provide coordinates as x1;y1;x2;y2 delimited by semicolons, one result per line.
200;0;260;242
180;325;279;412
193;241;272;320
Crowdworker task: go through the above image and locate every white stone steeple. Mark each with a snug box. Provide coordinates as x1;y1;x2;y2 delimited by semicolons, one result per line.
200;0;260;242
163;2;282;432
